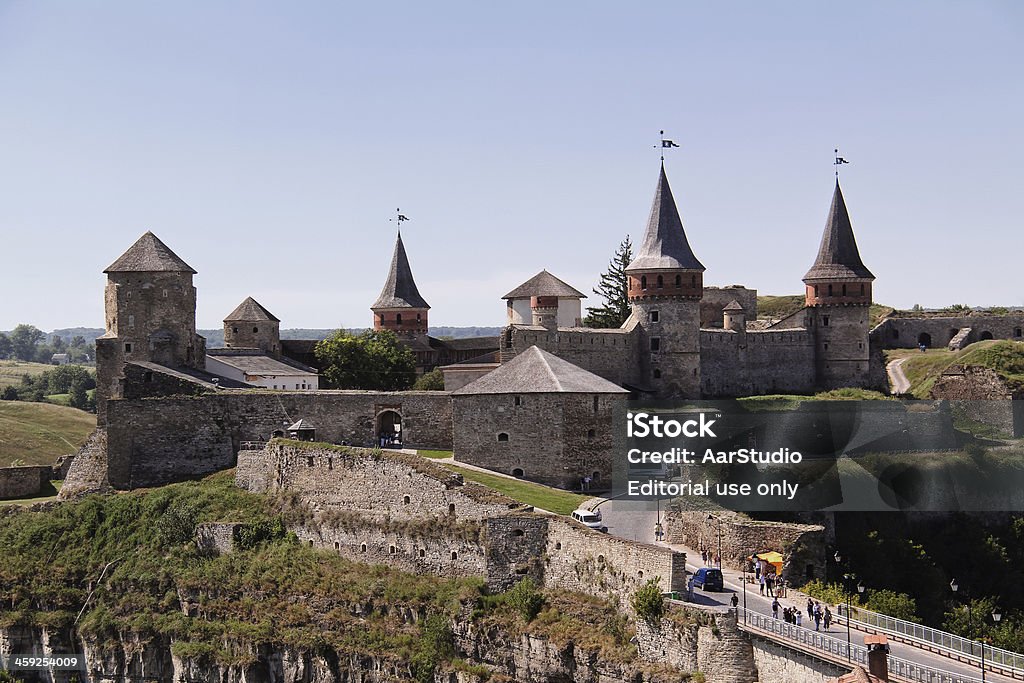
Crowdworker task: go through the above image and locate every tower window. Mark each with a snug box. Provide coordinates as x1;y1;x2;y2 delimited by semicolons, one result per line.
650;337;661;352
253;327;259;333
233;327;238;333
656;275;663;289
587;428;596;440
653;369;661;379
514;395;522;406
396;313;403;325
593;396;599;413
691;274;696;287
124;343;132;353
417;313;422;321
497;433;509;442
641;276;647;290
649;310;659;323
828;284;833;296
128;315;135;328
675;274;681;288
162;289;168;298
860;283;865;295
842;284;847;296
823;316;830;327
1015;328;1022;338
814;285;819;297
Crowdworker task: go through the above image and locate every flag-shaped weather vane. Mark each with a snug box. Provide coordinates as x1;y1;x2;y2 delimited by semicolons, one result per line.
390;208;410;232
834;148;849;178
655;130;680;162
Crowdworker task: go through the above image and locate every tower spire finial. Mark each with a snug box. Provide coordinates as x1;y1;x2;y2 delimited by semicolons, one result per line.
655;130;680;163
390;208;410;235
834;148;849;179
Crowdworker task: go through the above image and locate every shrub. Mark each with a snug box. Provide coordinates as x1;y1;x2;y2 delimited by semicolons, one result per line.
413;369;445;391
865;589;921;623
506;578;545;621
631;578;664;623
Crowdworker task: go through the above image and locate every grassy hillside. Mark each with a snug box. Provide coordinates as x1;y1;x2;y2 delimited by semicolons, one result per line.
892;340;1024;398
756;295;893;327
0;360;54;389
0;401;94;467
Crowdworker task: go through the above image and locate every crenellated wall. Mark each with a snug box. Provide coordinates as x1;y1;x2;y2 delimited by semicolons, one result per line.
872;313;1024;349
700;328;816;397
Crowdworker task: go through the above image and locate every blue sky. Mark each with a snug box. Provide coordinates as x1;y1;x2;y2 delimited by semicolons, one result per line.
2;1;1022;330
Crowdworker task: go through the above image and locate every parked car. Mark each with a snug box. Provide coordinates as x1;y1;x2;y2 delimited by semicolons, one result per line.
571;509;608;533
692;567;724;591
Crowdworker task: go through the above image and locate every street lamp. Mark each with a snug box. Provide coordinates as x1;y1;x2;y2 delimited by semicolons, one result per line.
834;551;858;662
706;513;723;567
951;578;986;682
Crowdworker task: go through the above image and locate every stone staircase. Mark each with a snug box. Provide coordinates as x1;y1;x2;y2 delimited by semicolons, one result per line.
948;327;973;351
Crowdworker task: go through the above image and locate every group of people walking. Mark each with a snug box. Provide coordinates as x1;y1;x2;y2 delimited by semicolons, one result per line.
769;597;832;631
699;547;721;567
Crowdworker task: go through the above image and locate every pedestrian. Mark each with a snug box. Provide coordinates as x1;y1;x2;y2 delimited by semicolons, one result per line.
795;609;802;627
731;594;739;609
824;606;833;631
714;552;721;568
807;598;814;617
813;603;822;631
702;549;708;565
766;575;775;597
759;574;765;596
772;597;780;619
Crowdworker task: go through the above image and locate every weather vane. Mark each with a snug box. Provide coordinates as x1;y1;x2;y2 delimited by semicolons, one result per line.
655;130;680;162
834;148;849;178
390;208;410;232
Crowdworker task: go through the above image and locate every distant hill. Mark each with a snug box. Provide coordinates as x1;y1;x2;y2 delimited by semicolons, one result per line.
0;402;94;467
896;340;1024;398
756;295;893;327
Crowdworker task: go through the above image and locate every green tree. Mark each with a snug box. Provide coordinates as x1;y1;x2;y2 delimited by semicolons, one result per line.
412;368;445;391
0;332;12;360
315;329;416;390
69;335;87;348
9;324;44;361
583;235;633;329
506;577;545;621
865;589;920;623
631;578;665;623
69;378;90;410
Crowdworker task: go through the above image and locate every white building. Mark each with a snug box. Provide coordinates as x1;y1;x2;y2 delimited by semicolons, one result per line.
503;270;586;328
205;349;319;390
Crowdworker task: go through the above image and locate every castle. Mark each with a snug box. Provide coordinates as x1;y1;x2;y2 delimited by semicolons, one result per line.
69;161;1024;493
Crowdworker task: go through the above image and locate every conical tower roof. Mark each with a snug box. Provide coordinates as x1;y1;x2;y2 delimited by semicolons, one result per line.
452;346;629;395
372;232;430;310
502;270;587;300
104;231;196;274
224;297;280;323
625;165;705;273
804;181;874;282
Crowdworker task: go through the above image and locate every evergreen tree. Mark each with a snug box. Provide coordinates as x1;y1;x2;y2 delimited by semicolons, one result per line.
583;235;633;328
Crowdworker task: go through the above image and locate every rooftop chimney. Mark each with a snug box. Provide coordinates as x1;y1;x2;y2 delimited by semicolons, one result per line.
865;635;889;682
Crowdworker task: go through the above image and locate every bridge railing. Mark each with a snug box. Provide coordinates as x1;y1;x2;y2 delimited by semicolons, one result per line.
738;608;983;683
839;603;1024;676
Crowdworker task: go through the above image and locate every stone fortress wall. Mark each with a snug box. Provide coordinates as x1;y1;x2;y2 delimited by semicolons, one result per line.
700;327;817;396
502;325;641;387
236;441;688;603
872;312;1024;350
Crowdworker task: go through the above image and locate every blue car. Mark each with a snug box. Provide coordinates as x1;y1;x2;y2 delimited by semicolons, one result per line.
692;567;724;591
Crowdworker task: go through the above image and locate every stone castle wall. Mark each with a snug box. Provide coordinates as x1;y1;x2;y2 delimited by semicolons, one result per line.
0;466;51;500
931;366;1024;437
701;328;816;397
452;392;621;488
872;314;1024;349
701;286;758;327
505;326;640;387
104;390;453;490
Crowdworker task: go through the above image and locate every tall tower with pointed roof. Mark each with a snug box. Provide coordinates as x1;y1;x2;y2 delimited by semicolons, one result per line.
624;165;705;398
224;297;281;355
803;181;875;388
371;231;430;339
95;232;206;423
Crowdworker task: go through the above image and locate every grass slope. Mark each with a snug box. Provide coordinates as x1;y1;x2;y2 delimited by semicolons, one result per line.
442;463;589;515
0;401;94;467
756;295;893;327
891;340;1024;398
0;360;54;389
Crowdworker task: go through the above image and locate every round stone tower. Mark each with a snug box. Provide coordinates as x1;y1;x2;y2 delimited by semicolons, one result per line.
371;231;430;339
723;300;746;332
531;296;559;329
803;180;875;389
224;297;281;355
625;164;705;398
95;231;205;424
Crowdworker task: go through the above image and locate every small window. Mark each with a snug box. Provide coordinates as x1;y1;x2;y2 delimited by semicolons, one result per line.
334;542;340;551
824;343;829;350
233;326;238;333
587;428;596;441
128;315;135;328
419;549;425;558
512;529;525;537
253;327;259;333
308;540;314;546
360;543;367;553
497;432;509;442
597;554;605;564
511;467;525;478
514;395;522;406
593;395;599;412
124;343;132;353
403;495;411;505
389;545;396;555
1015;328;1022;338
307;456;314;467
823;316;830;327
126;291;132;298
814;285;819;297
448;503;456;514
417;312;422;321
691;274;696;286
162;289;168;298
842;284;847;296
828;284;834;296
860;283;865;295
451;551;458;560
650;337;661;352
653;369;661;379
396;313;403;325
640;276;647;290
656;275;663;289
143;371;153;382
555;542;562;550
675;274;681;288
649;310;659;323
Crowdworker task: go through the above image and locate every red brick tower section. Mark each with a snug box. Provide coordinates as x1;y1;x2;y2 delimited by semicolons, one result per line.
625;164;705;398
371;231;430;338
803;180;875;389
531;296;559;329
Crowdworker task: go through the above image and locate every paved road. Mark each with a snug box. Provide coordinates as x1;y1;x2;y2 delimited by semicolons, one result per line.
598;498;1017;683
887;357;911;395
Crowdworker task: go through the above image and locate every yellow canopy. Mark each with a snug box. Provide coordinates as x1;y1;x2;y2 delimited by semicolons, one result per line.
754;551;784;573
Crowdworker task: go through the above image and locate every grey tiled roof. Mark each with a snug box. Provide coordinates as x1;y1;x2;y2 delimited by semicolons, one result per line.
804;181;875;282
430;336;500;351
452;346;629;395
224;297;280;322
723;300;745;311
105;232;197;274
626;165;705;273
208;353;318;377
502;270;587;300
372;232;430;310
288;419;316;430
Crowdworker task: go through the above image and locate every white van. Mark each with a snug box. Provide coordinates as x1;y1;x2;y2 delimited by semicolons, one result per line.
571;509;608;533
